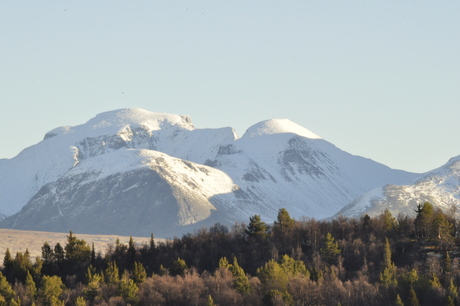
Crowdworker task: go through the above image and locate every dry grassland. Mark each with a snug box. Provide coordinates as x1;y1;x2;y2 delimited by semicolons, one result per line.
0;229;161;263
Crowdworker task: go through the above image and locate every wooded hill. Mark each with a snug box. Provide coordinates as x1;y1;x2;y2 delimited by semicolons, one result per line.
1;202;459;305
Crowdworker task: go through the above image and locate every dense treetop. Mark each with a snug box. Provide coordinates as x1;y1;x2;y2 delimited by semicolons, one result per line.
1;203;460;305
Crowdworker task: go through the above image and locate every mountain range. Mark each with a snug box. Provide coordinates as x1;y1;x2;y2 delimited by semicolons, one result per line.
0;108;457;237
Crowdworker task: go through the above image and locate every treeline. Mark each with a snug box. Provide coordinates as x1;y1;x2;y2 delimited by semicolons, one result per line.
1;202;460;305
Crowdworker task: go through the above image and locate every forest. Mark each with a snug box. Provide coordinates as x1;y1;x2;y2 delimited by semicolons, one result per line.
0;202;459;305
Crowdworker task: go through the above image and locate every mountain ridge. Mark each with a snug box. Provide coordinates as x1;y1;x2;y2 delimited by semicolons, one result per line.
0;108;421;237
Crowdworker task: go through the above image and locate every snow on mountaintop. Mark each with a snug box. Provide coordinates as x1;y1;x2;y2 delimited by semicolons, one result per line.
242;119;321;139
44;108;194;139
336;154;460;219
0;107;421;234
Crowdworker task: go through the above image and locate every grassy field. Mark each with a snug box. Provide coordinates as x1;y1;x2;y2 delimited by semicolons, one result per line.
0;228;161;263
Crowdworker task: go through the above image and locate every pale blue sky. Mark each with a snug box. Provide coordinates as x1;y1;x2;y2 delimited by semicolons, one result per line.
1;1;459;173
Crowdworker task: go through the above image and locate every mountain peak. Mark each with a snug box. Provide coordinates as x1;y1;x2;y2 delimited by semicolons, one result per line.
44;108;194;140
85;108;194;130
242;119;321;139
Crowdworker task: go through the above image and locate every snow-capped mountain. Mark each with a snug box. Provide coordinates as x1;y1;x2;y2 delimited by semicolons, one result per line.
0;108;419;237
336;156;460;218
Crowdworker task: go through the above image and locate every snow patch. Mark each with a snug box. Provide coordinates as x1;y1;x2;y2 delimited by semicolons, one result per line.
242;119;321;139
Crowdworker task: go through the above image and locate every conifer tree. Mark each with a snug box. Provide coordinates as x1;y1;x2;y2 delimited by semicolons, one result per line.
218;257;230;269
257;259;289;293
3;249;13;277
445;251;453;274
132;262;147;284
170;258;188;276
127;236;136;266
118;272;138;304
206;295;217;306
39;275;64;306
408;286;420;306
395;294;404;306
274;208;295;233
320;232;341;264
447;278;458;303
229;257;251;294
25;271;37;300
41;242;54;264
85;266;102;301
104;261;120;285
54;243;65;264
381;208;397;232
380;237;397;287
64;231;91;264
245;215;268;240
75;296;87;306
279;254;309;277
0;272;15;303
149;233;156;251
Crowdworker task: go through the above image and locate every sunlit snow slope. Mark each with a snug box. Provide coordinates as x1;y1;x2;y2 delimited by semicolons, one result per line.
336;156;460;218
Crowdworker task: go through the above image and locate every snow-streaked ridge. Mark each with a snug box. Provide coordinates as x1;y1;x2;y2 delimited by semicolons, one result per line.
337;155;460;218
0;108;423;236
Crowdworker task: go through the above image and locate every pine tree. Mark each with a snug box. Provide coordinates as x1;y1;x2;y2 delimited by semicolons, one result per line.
279;254;309;278
132;262;147;284
41;242;54;264
414;202;435;240
104;261;120;285
0;272;15;303
2;249;13;281
445;251;453;274
170;258;188;276
90;243;96;265
85;266;101;301
118;273;138;305
408;286;420;306
206;295;217;306
320;232;341;264
380;238;397;287
230;257;251;294
75;296;87;306
218;257;231;269
64;231;91;263
257;259;289;293
429;273;441;290
245;215;268;240
149;233;156;251
448;278;458;302
381;209;397;232
395;294;404;306
127;236;136;266
25;271;37;300
39;275;65;306
274;208;295;233
54;243;65;264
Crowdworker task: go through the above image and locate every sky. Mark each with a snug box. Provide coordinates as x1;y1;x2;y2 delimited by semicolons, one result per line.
1;1;459;173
